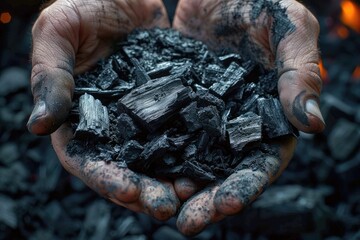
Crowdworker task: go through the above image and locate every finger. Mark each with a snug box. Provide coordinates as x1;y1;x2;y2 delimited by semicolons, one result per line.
214;136;296;215
274;1;325;133
174;177;202;201
27;4;78;135
52;123;179;220
51;123;142;203
109;178;180;221
176;186;225;236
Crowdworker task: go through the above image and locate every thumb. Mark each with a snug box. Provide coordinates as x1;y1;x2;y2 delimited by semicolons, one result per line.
27;6;77;135
275;3;325;133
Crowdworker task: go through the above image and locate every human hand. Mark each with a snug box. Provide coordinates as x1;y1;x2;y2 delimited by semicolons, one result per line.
173;0;325;235
27;0;180;221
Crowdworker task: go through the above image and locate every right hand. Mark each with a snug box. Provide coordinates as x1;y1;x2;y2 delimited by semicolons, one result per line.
27;0;181;221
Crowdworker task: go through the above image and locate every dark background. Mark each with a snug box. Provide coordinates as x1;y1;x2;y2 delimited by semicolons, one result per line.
0;0;359;239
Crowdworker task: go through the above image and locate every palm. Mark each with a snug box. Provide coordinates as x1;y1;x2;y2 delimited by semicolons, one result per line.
172;0;323;235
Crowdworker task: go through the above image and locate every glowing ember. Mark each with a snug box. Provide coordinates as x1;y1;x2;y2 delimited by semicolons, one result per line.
0;12;11;24
340;0;360;33
336;25;349;39
319;59;328;82
352;66;360;79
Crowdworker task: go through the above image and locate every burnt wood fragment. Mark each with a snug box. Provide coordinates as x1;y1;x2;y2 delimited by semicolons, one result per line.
147;62;173;79
218;53;242;67
194;89;226;112
256;97;295;138
117;113;140;142
201;64;225;87
138;134;177;170
226;112;262;152
74;93;110;140
198;106;222;137
131;58;151;87
119;77;191;132
180;102;202;132
97;67;119;90
118;140;144;165
182;160;216;181
209;62;247;97
111;55;130;80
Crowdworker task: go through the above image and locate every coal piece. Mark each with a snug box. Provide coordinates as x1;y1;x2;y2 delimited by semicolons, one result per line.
119;77;192;132
226;112;262;153
74;93;110;140
256;97;295;139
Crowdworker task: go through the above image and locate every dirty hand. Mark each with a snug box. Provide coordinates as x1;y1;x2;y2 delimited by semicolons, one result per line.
173;0;325;235
27;0;180;221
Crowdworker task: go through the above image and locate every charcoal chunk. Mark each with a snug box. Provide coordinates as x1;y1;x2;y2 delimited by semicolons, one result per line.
182;160;216;181
119;140;144;164
180;102;202;132
227;112;262;152
131;58;151;86
198;105;222;137
147;62;173;79
136;135;177;170
218;53;242;67
256;97;294;138
201;64;225;87
111;55;130;79
117;113;140;142
209;62;247;97
74;93;110;140
119;77;191;132
97;67;119;90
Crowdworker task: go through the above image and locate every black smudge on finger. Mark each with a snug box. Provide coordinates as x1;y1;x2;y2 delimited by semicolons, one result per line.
292;90;310;126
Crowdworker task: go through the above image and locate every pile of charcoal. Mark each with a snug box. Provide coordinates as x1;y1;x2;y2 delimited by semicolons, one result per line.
69;28;296;180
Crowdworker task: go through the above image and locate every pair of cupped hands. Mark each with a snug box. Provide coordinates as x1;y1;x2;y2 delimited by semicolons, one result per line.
27;0;325;236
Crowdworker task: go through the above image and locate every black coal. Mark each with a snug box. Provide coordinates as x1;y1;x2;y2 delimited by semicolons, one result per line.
68;28;296;181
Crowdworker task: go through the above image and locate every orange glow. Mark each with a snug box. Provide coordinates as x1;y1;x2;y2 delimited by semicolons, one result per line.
336;25;349;39
0;12;11;24
319;60;328;82
352;66;360;79
340;0;360;33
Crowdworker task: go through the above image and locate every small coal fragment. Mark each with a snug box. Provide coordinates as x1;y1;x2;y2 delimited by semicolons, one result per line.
135;134;176;171
182;160;216;181
118;140;143;165
201;64;225;87
257;97;295;138
209;62;247;97
180;102;202;132
226;112;262;152
131;58;151;87
147;62;173;79
116;113;140;142
119;77;191;132
198;105;222;137
194;89;226;112
74;93;110;140
218;53;242;67
97;66;119;90
111;55;130;80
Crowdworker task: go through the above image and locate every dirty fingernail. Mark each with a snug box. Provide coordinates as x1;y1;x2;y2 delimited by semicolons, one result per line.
305;99;325;124
27;101;46;127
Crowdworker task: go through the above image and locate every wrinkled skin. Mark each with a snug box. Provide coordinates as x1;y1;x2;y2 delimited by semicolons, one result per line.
27;0;325;236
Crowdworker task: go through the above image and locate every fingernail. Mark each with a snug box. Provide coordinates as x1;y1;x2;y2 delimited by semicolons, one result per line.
305;99;325;125
27;101;46;126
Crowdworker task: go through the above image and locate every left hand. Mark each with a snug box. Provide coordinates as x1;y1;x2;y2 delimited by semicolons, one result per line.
172;0;324;235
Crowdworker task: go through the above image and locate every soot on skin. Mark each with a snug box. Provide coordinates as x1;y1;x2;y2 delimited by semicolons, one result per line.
292;90;310;126
214;0;295;64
